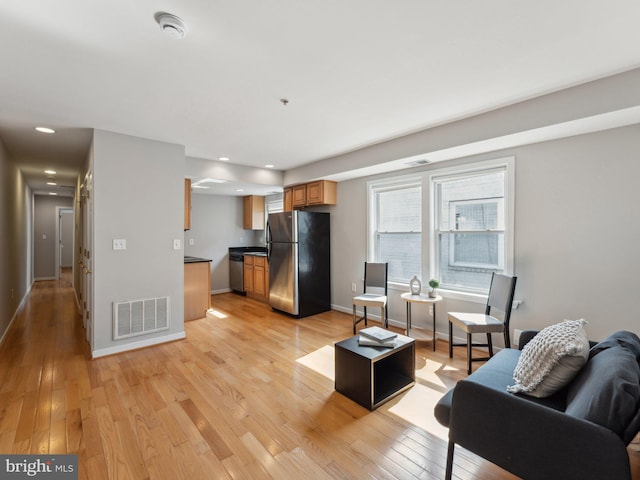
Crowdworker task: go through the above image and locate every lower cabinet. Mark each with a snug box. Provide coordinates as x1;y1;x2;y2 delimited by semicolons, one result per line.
244;255;268;301
184;260;211;321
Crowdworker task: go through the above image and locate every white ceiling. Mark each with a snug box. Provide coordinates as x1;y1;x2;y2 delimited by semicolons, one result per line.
2;1;640;196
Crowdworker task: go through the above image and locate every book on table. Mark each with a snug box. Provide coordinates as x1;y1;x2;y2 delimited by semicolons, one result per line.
359;326;397;343
358;335;395;348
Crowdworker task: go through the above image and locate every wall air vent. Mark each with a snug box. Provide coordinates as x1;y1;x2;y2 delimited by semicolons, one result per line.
113;296;170;340
405;159;431;167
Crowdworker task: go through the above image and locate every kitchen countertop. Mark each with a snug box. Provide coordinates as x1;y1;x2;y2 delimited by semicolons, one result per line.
184;256;212;263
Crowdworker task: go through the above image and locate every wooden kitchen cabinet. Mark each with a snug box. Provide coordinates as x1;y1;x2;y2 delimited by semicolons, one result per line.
243;255;254;293
253;256;266;297
283;188;293;212
184;178;191;230
243;195;265;230
288;180;337;208
244;254;269;301
292;185;307;208
306;180;337;205
184;260;211;321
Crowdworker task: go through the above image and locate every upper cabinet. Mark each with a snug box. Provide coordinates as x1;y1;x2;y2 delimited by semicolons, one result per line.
184;178;191;231
243;195;265;230
283;188;293;212
306;180;337;205
292;184;307;208
286;180;337;210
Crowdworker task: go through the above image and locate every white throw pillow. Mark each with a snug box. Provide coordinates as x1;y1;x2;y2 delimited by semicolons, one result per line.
507;319;589;398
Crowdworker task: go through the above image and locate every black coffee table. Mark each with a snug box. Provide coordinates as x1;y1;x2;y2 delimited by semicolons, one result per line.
334;334;415;410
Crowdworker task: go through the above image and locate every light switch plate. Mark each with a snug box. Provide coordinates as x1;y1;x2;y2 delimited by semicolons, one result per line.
113;239;126;250
173;239;181;250
188;238;194;246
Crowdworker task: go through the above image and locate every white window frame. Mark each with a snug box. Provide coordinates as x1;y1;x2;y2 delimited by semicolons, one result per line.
367;175;422;287
447;197;505;270
429;157;515;298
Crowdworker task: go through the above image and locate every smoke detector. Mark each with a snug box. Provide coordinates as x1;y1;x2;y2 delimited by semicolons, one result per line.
155;13;187;39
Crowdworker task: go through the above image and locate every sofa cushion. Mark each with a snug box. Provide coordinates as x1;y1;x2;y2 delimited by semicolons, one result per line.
508;319;589;397
434;348;566;428
565;331;640;442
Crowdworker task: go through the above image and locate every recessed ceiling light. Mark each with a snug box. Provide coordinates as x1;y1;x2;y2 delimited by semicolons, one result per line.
236;189;244;192
47;182;57;186
35;127;55;134
218;157;230;162
49;192;58;196
44;170;56;175
265;164;275;168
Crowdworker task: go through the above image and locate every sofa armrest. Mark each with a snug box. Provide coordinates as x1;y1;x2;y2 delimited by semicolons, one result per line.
449;379;631;480
518;330;539;349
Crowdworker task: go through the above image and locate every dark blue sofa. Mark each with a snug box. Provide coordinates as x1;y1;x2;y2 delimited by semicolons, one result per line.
434;330;640;480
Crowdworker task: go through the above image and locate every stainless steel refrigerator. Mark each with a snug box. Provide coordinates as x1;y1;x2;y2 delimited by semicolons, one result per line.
267;211;330;318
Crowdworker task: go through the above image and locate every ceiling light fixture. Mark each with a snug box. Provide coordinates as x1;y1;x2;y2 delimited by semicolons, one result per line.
155;12;187;39
35;127;55;134
44;170;56;175
218;157;230;162
265;164;275;168
47;182;57;186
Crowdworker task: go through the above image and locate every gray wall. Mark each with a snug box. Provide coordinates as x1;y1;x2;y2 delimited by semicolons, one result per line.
330;124;640;343
33;195;73;279
92;130;186;355
184;193;261;293
0;138;32;343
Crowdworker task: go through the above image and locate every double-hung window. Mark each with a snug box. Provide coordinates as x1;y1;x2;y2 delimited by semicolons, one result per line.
431;158;514;294
369;178;422;284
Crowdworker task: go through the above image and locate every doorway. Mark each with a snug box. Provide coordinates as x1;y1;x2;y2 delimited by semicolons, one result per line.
56;207;74;280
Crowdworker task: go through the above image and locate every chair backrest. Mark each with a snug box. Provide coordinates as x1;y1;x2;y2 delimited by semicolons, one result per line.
364;262;388;294
486;272;517;320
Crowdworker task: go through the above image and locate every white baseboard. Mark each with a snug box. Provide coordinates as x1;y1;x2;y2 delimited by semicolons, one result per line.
91;331;186;358
0;283;33;348
211;288;232;295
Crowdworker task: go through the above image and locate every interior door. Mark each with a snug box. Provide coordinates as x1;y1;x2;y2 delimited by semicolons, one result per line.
80;171;94;348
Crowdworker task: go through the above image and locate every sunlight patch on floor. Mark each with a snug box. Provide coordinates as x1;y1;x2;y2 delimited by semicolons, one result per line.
207;308;228;319
296;345;335;381
387;383;450;441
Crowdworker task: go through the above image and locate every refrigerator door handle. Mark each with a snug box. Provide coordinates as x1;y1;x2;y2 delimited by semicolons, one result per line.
266;220;272;262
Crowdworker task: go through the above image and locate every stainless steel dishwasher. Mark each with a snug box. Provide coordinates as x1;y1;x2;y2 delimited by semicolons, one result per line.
229;251;245;295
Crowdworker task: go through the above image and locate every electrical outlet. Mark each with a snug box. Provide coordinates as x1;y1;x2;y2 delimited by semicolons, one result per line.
351;283;357;293
113;239;126;250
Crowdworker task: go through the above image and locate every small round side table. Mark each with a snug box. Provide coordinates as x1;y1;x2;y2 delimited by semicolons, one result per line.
401;292;443;351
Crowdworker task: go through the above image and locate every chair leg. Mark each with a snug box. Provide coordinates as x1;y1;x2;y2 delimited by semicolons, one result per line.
467;332;472;375
352;305;357;334
448;321;453;358
381;307;386;328
363;306;368;327
487;333;494;357
445;440;455;480
504;329;511;349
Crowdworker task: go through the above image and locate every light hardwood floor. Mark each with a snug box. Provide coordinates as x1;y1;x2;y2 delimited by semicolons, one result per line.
1;274;639;479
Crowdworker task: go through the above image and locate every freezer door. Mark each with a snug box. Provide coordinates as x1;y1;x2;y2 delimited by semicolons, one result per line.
269;242;298;315
268;211;298;243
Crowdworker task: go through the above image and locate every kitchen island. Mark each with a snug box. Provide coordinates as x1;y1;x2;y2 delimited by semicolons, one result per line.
184;256;211;321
